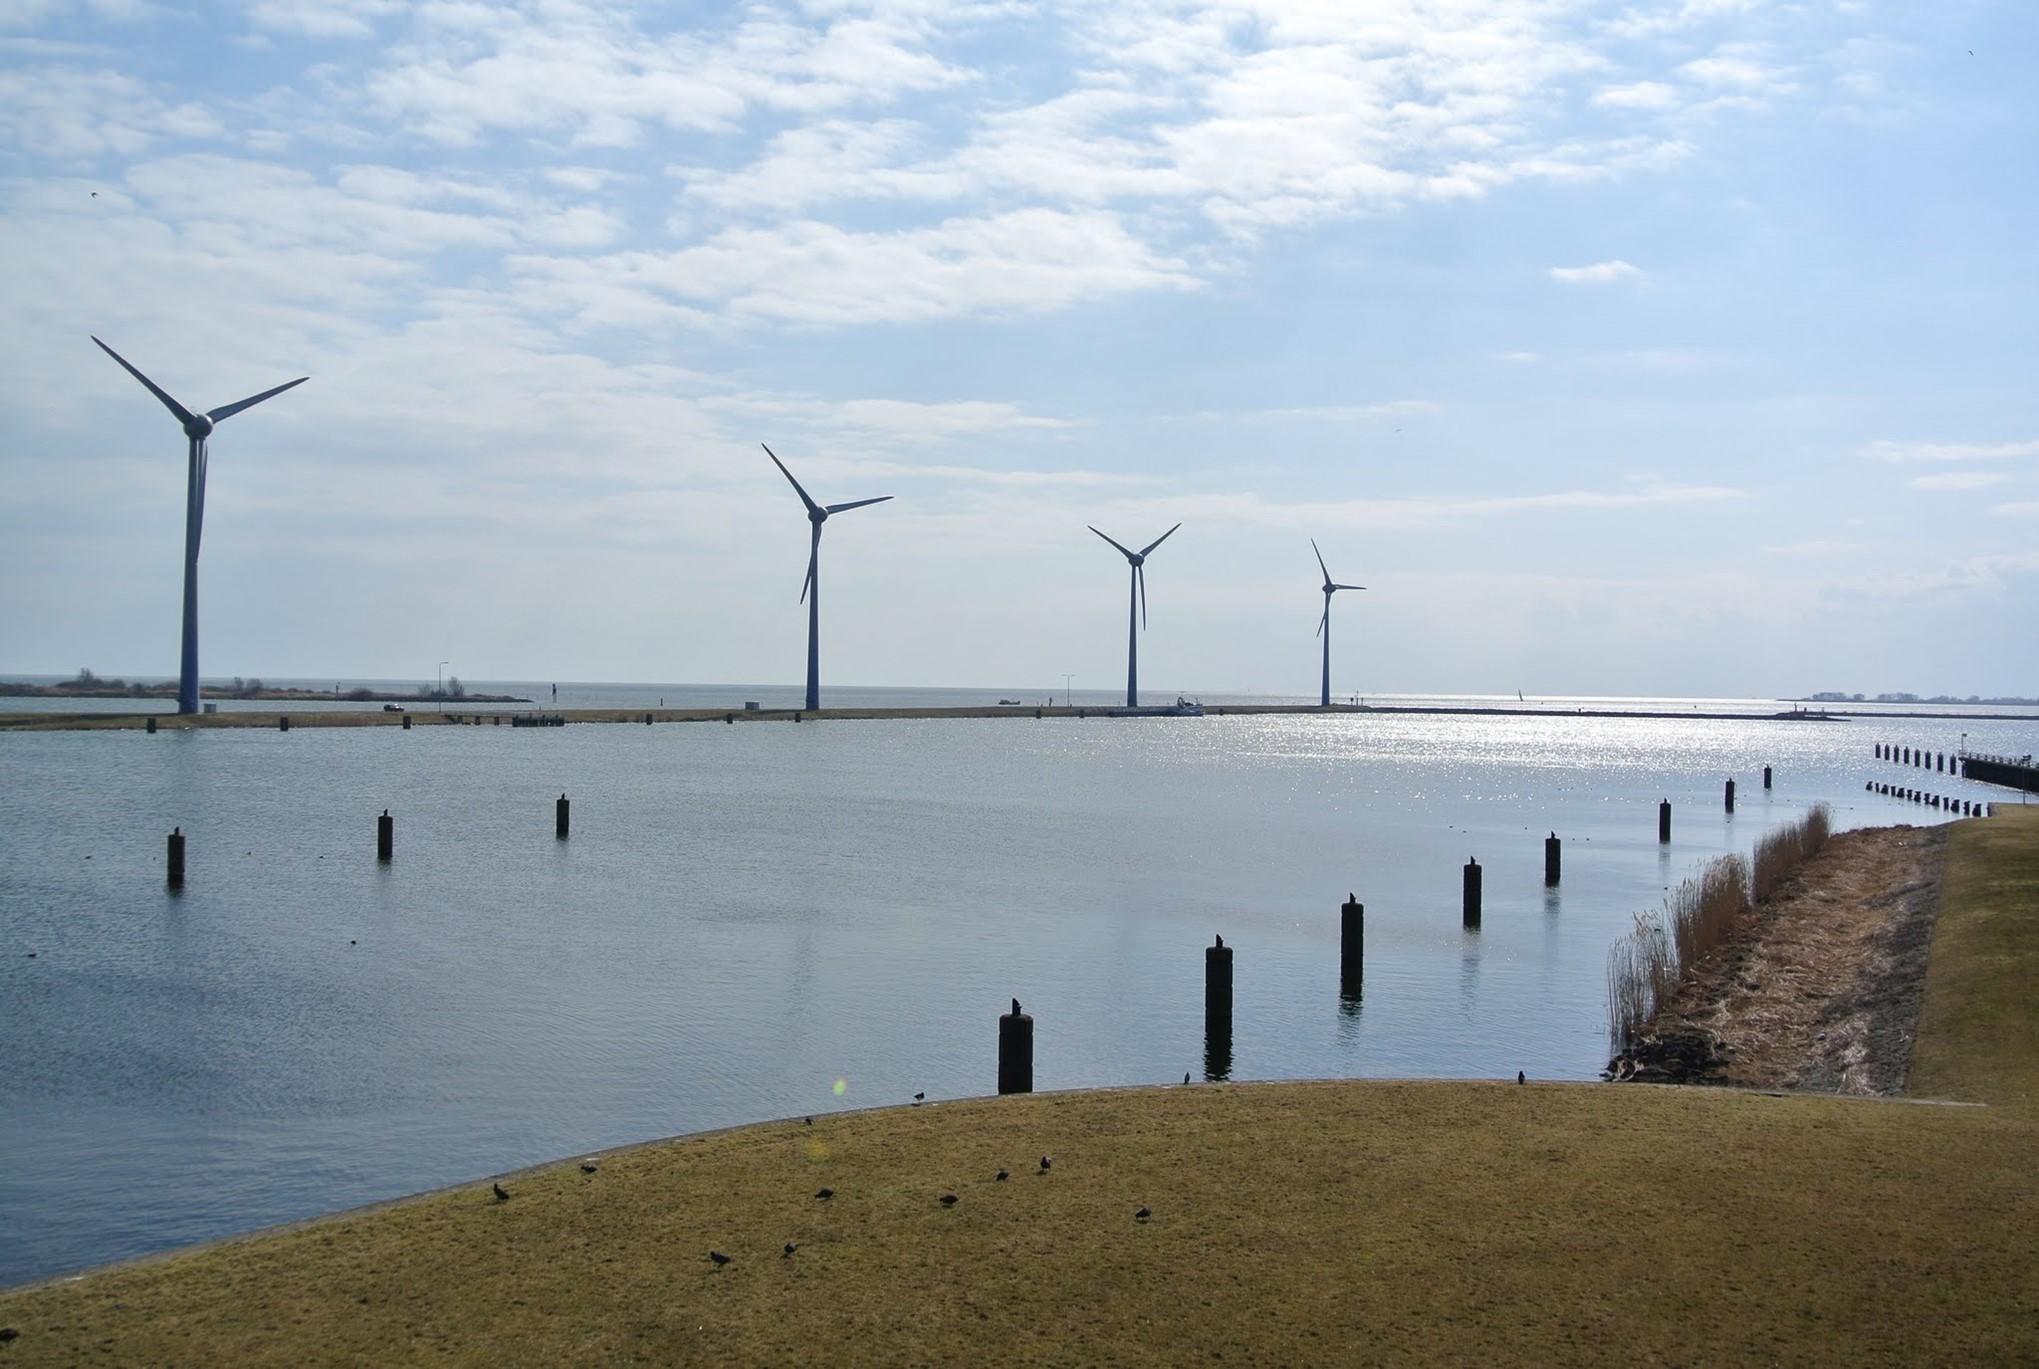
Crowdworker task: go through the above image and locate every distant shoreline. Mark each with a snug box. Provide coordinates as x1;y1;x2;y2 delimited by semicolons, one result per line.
0;685;529;704
4;701;2034;732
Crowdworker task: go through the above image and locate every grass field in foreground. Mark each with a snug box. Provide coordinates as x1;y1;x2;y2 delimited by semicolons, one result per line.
1;812;2033;1367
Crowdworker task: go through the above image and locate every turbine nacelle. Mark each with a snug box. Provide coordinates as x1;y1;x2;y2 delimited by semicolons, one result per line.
184;413;214;441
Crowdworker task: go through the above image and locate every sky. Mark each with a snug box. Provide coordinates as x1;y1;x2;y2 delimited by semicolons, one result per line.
1;0;2034;699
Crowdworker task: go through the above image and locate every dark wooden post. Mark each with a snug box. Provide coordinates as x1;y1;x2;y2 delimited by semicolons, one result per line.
1658;800;1671;844
998;1000;1033;1094
1763;765;1773;790
1205;935;1233;1028
146;716;157;734
1340;894;1363;990
1725;778;1736;813
402;713;412;729
167;827;184;889
556;793;570;839
1543;833;1561;887
1462;858;1482;928
377;809;393;863
279;715;290;731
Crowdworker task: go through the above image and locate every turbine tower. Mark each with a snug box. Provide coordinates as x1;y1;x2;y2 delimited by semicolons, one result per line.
763;444;892;712
1089;524;1180;708
1312;538;1366;708
93;338;308;716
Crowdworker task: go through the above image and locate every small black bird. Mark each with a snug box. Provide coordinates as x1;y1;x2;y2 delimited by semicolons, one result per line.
709;1250;731;1267
1215;934;1224;948
913;1091;926;1103
1517;1071;1526;1085
1135;1207;1151;1221
940;1193;958;1207
1183;1072;1191;1085
1011;997;1022;1016
1038;1155;1051;1173
580;1162;599;1174
782;1242;797;1258
492;1183;510;1202
995;1169;1009;1182
805;1116;813;1126
815;1187;834;1200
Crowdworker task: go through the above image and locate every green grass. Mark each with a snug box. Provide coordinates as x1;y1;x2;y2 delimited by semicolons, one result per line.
1909;805;2039;1109
2;811;2034;1366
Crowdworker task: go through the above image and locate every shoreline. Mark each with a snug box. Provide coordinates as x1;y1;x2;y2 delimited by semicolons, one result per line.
5;701;2032;732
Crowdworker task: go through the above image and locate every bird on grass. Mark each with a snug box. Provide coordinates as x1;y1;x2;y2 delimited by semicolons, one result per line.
1183;1072;1191;1085
940;1193;959;1207
709;1250;731;1267
815;1187;834;1201
1135;1207;1151;1222
491;1183;510;1202
913;1091;926;1104
1517;1071;1526;1085
580;1162;599;1174
1038;1156;1051;1173
783;1243;797;1258
804;1116;813;1126
995;1170;1009;1182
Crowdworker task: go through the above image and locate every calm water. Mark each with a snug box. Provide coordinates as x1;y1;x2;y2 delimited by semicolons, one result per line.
1;707;2026;1285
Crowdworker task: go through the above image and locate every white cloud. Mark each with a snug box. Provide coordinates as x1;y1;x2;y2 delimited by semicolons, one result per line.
1864;438;2039;464
1593;81;1678;110
1990;501;2039;520
507;208;1199;328
1909;471;2015;492
243;0;399;39
1549;259;1642;285
0;64;222;157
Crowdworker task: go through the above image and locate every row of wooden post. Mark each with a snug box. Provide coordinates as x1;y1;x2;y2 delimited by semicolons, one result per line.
1865;782;1987;816
1875;743;1959;775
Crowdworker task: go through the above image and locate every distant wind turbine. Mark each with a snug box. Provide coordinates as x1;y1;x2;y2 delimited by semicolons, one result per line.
1312;539;1366;708
1089;523;1181;708
763;444;892;712
93;337;308;716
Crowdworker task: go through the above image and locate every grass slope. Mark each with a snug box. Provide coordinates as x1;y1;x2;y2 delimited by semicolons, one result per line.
2;814;2033;1366
1909;806;2039;1109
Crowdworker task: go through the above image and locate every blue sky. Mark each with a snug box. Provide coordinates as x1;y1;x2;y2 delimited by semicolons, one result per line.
2;0;2034;698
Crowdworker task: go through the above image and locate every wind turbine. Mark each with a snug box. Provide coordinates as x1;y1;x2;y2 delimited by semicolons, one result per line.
1089;523;1180;708
93;337;308;716
763;444;892;712
1312;538;1365;708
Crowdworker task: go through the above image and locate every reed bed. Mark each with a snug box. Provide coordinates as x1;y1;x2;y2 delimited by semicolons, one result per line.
1607;805;1830;1055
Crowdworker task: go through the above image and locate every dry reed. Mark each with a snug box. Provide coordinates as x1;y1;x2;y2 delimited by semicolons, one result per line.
1607;805;1830;1056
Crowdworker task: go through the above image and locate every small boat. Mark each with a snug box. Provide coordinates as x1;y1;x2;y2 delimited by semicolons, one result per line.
997;698;1022;706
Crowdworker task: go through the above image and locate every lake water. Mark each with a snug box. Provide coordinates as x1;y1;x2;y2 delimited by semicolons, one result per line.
1;704;2027;1285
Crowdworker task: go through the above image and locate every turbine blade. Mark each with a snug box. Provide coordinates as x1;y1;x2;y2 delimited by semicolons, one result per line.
1137;522;1181;558
762;443;821;516
1316;604;1327;638
1088;526;1136;560
1334;584;1367;591
1312;537;1331;587
799;536;817;604
207;375;308;423
1139;563;1148;629
93;337;195;426
825;495;892;514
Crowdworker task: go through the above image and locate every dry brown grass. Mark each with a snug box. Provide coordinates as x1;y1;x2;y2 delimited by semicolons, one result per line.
0;1081;2033;1367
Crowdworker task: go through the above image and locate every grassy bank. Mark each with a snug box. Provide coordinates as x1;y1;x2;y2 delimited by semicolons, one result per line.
1909;805;2039;1109
1;812;2033;1365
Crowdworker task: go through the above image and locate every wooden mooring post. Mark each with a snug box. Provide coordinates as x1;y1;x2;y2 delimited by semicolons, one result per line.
377;809;393;863
166;828;184;889
1462;858;1482;928
1659;800;1671;844
998;999;1033;1094
1725;778;1736;813
1543;833;1561;887
556;793;570;839
1340;894;1363;991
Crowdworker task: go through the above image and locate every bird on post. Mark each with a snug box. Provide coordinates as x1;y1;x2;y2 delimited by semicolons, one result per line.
1215;934;1224;948
1011;997;1022;1016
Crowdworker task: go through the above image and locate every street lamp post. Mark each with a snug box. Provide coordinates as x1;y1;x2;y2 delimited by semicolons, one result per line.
1063;673;1074;708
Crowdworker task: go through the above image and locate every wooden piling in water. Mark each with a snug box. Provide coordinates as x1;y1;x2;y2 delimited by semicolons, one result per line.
1544;833;1560;887
1462;858;1482;928
1658;800;1671;844
1205;935;1234;1028
1725;778;1736;813
146;716;157;734
998;1002;1033;1095
1763;765;1773;790
279;716;289;731
1340;894;1363;990
402;713;412;729
167;828;184;889
377;810;393;863
556;793;569;839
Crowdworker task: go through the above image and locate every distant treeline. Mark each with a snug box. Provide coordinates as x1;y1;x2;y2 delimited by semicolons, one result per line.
1800;691;2039;706
0;668;526;703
